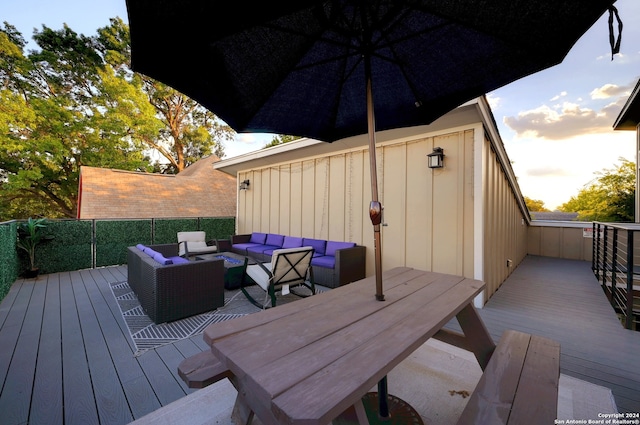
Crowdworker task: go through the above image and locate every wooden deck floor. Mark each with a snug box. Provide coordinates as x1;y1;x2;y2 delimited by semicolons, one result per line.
446;255;640;413
0;255;638;424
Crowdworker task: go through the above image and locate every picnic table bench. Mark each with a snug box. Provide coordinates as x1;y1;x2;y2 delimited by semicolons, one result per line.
177;267;560;425
455;329;560;425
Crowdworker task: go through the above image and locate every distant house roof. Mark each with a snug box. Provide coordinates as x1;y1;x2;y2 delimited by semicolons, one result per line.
530;211;578;221
77;155;237;219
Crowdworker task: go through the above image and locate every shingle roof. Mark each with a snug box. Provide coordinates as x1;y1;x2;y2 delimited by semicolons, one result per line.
530;211;579;221
78;156;237;219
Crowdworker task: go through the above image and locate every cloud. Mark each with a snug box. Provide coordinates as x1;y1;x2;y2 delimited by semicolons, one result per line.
225;132;274;158
503;79;639;141
502;97;628;140
486;93;500;110
590;83;630;99
525;167;571;177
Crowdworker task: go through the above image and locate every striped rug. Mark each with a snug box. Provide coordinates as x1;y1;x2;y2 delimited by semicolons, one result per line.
109;281;246;356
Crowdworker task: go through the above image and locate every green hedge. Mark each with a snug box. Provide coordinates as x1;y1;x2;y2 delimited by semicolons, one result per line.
96;220;153;267
200;217;236;241
154;218;198;244
0;222;18;301
0;217;236;302
37;220;93;274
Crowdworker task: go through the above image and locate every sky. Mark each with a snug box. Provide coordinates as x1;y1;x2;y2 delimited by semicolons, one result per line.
4;0;640;210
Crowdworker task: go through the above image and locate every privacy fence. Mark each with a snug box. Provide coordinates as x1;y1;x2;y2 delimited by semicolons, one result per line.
0;217;235;302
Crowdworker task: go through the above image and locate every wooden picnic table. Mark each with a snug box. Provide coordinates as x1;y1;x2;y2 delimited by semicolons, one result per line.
201;266;496;425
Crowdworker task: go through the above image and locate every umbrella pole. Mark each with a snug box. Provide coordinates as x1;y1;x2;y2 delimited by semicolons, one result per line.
365;59;384;303
365;54;391;420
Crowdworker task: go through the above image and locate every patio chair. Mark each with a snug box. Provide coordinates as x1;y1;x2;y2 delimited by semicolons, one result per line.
241;246;315;308
177;231;218;257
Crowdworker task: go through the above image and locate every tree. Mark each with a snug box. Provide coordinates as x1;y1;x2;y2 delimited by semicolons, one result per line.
524;197;550;212
96;18;234;173
140;78;232;172
0;22;156;219
0;18;236;219
559;158;635;222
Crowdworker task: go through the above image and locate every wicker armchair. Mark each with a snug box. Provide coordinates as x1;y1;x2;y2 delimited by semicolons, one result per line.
127;244;224;323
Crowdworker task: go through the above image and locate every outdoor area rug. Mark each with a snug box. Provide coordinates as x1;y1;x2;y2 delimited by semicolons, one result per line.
109;280;328;356
109;281;247;355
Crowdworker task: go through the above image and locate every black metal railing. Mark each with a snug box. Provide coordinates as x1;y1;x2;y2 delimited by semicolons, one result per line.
592;222;640;331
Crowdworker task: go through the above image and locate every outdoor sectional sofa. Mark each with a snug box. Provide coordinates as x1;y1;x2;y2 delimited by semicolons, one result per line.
127;243;224;324
230;233;366;288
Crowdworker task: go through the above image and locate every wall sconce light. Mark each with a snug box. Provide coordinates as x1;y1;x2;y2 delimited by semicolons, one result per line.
427;147;445;169
239;179;250;190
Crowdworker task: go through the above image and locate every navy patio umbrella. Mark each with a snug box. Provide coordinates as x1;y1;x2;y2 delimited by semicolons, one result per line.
126;0;621;418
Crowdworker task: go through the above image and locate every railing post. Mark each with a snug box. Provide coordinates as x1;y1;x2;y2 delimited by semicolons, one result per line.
92;219;97;269
625;229;634;330
592;222;598;275
601;224;609;293
611;228;618;304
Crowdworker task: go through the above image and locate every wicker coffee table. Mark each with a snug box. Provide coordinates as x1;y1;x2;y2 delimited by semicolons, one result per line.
196;251;253;289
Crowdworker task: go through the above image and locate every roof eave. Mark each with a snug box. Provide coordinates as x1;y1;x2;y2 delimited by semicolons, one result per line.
614;79;640;130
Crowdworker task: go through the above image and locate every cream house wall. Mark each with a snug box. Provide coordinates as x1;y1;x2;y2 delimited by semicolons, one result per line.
481;137;528;298
528;221;593;261
236;127;480;285
226;99;529;306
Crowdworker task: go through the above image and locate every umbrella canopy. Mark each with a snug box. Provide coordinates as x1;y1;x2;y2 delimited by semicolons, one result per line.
127;0;618;142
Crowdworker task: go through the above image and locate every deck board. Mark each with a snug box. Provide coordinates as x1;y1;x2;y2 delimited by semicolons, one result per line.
1;280;45;425
0;255;638;424
60;271;100;425
75;270;132;425
30;273;63;425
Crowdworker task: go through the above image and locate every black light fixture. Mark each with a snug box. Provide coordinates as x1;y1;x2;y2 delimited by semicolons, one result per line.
427;147;445;169
239;179;250;190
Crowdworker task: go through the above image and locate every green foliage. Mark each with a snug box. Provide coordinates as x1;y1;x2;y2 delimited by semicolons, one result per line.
140;79;233;172
0;18;235;220
0;21;156;220
1;217;236;303
95;220;152;266
16;218;52;271
38;220;92;273
524;197;550;213
0;222;18;300
264;134;302;148
559;158;635;222
200;217;236;241
154;218;198;244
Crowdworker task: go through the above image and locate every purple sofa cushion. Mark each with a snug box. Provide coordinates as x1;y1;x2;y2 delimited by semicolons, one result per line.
265;233;284;247
247;245;280;256
144;247;159;258
249;232;268;244
311;255;335;269
325;241;356;257
303;238;326;256
153;252;173;265
232;242;264;254
136;243;147;251
168;256;189;264
282;236;303;249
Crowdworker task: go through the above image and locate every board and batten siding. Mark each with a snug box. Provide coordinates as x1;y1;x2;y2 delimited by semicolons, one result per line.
482;137;528;298
236;129;474;283
236;125;527;303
